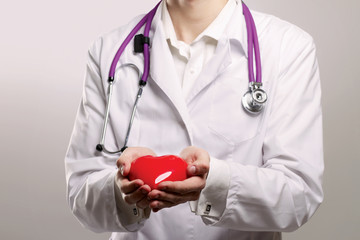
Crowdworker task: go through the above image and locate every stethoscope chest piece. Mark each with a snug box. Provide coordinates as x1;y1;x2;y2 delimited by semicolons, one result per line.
242;82;267;114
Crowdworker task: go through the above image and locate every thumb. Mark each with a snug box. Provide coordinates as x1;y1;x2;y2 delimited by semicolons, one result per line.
187;161;209;176
119;161;131;177
180;146;210;177
187;165;197;176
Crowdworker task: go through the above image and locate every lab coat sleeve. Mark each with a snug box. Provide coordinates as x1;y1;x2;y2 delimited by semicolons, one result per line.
65;37;149;233
189;157;230;216
198;27;324;232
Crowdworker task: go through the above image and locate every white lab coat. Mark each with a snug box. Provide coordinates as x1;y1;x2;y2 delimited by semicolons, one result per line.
65;1;323;239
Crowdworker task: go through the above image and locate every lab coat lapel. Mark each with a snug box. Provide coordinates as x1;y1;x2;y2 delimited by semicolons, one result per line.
149;21;194;140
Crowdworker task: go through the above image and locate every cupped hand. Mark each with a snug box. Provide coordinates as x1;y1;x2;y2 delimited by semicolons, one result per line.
116;147;156;209
147;146;210;212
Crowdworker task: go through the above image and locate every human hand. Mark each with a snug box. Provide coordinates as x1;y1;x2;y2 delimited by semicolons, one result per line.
147;146;210;212
116;147;156;209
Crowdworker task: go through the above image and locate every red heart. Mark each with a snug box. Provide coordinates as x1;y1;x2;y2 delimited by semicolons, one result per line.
128;155;188;189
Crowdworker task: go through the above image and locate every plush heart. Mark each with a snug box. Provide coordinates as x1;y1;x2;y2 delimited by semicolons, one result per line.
128;155;188;189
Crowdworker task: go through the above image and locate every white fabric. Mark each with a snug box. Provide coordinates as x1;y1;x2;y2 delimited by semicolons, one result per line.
114;174;151;231
161;0;236;99
162;0;234;217
65;0;324;239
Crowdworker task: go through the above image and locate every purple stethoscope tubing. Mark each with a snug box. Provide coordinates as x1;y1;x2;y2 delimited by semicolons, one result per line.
97;1;266;154
108;1;161;82
108;0;261;84
242;2;261;83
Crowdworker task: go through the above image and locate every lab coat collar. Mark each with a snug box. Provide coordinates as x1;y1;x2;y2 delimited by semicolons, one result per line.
224;0;248;58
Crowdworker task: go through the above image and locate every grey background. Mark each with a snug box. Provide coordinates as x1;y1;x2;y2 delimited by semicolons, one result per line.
0;0;359;239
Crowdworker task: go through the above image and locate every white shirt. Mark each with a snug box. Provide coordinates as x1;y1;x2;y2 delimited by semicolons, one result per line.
161;0;236;99
161;0;237;216
65;0;324;239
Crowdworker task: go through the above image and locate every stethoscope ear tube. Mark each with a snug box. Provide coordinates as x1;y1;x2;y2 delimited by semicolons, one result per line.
97;85;144;155
96;79;125;154
97;80;116;153
96;64;143;155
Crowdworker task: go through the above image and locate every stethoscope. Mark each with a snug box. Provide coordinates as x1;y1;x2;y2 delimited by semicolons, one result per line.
96;1;267;155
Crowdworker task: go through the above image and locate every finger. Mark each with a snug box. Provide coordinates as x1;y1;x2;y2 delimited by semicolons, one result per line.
121;163;132;177
180;147;209;177
120;178;144;194
157;176;206;195
124;185;151;205
152;208;160;213
187;161;209;176
116;156;131;176
136;197;151;209
148;189;200;204
117;147;157;176
149;200;177;210
179;146;198;164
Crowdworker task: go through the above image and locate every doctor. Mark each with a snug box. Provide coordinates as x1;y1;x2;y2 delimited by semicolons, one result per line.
65;0;324;239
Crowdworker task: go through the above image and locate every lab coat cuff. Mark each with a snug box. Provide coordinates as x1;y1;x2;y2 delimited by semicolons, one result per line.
195;157;230;220
114;171;150;231
189;200;198;213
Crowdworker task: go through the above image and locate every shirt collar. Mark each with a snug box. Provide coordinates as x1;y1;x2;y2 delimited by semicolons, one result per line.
155;0;248;57
161;0;237;44
197;0;237;41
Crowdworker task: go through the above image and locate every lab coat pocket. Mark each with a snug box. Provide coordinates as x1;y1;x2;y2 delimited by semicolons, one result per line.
208;77;265;145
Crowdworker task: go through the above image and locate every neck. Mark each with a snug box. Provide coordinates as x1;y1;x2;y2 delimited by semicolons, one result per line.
166;0;228;44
